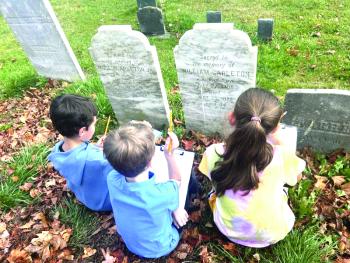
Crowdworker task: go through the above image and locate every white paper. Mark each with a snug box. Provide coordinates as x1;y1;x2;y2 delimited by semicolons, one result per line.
151;146;195;209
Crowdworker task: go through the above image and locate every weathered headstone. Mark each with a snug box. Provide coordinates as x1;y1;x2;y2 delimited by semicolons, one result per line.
284;89;350;152
89;25;170;129
257;18;274;41
206;11;222;23
0;0;85;81
174;23;257;135
137;0;156;9
137;6;165;36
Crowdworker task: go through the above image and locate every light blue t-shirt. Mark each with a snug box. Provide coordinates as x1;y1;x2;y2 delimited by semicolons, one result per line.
107;170;180;258
48;141;115;211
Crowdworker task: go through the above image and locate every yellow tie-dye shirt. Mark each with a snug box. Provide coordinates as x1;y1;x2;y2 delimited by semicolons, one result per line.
199;143;306;247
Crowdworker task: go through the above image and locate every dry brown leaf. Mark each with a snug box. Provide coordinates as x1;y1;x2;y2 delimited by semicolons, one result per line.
33;212;49;228
57;248;74;260
341;182;350;195
332;176;346;187
176;252;187;260
7;249;32;263
101;248;117;263
19;182;33;192
314;175;328;190
82;247;97;259
29;188;40;198
19;220;36;229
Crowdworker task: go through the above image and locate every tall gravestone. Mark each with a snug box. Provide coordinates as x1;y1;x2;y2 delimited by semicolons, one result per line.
89;25;169;129
174;23;257;135
0;0;85;81
137;6;165;36
137;0;156;9
284;89;350;152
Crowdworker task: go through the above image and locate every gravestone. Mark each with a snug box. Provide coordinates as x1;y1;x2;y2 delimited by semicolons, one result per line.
0;0;85;81
137;6;165;36
174;23;257;135
284;89;350;152
89;25;170;129
257;18;274;41
207;11;222;23
137;0;156;9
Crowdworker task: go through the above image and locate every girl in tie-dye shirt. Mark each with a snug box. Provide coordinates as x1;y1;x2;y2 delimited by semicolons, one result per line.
199;88;305;248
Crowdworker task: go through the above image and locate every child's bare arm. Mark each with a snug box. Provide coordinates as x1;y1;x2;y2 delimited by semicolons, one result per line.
164;132;181;182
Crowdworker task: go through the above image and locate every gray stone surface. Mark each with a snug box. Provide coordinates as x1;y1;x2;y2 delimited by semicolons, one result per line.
0;0;85;81
206;11;222;23
137;6;165;36
284;89;350;152
257;18;274;41
137;0;156;8
174;23;257;135
89;25;170;129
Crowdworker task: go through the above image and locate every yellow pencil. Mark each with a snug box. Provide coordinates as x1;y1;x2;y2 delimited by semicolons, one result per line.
167;110;173;152
104;116;111;137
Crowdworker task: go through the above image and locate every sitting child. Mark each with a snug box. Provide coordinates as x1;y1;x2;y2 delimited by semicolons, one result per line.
48;94;114;211
199;88;306;248
103;121;187;258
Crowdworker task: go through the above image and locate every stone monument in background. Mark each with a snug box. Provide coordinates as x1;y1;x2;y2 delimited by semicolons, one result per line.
0;0;85;81
89;25;170;129
174;23;257;135
284;89;350;152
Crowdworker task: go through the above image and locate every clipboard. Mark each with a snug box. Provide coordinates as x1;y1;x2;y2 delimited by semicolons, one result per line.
151;145;195;209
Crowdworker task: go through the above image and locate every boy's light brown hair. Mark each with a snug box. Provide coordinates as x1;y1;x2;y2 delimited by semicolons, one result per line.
103;121;155;177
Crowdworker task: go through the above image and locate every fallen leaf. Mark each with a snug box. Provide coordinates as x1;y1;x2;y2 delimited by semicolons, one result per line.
19;182;33;192
11;176;19;182
223;242;238;255
332;176;346;187
341;182;350;195
314;175;328;190
7;249;32;263
288;48;299;57
182;139;195;151
82;247;97;259
101;248;116;263
19;220;36;229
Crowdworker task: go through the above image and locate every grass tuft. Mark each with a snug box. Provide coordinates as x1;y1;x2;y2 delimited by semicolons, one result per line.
54;198;102;249
0;144;50;210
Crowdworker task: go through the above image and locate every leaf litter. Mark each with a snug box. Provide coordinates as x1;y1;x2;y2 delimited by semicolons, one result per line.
0;84;349;262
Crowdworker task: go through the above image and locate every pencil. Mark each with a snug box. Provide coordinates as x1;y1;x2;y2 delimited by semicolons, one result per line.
104;116;111;137
167;110;173;152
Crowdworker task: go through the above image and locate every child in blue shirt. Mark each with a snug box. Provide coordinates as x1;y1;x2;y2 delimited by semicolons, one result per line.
48;94;115;211
103;121;187;258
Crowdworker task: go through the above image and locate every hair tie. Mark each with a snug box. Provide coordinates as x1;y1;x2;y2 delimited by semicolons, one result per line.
251;116;261;123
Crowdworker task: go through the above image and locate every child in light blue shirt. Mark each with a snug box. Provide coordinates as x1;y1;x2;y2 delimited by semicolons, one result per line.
104;121;188;258
48;94;116;211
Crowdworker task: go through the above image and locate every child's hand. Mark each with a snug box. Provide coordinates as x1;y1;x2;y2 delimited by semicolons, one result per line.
172;208;189;228
96;135;107;148
164;132;179;156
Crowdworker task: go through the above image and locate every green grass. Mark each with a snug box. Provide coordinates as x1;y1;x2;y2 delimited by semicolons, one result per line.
0;144;50;210
1;0;349;107
208;226;335;263
54;198;101;248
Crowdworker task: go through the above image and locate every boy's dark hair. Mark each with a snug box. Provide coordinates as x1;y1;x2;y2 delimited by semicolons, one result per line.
211;88;283;196
103;121;155;177
49;94;97;138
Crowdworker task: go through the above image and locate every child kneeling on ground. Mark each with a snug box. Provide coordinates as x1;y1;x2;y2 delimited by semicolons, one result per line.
199;88;306;247
104;121;188;258
48;94;114;211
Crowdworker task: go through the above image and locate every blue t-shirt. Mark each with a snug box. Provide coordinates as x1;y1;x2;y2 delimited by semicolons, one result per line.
48;141;115;211
107;170;180;258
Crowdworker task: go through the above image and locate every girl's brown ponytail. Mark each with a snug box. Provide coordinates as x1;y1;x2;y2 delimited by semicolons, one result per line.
211;88;282;196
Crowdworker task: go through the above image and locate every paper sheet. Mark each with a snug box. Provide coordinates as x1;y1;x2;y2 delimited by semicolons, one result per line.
151;146;195;209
